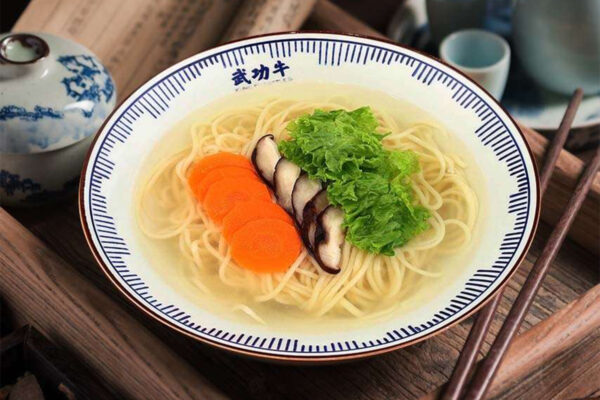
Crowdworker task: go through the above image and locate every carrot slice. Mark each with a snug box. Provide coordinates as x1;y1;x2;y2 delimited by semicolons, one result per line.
192;166;259;201
203;177;271;223
222;200;294;241
188;153;253;197
230;219;301;273
194;152;253;174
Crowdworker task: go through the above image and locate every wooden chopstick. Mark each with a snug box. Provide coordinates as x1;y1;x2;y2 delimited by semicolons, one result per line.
440;291;502;400
440;88;584;400
538;89;584;193
463;143;600;400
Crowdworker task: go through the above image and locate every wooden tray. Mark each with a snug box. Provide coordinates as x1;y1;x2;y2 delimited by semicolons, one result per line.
2;1;599;399
0;325;116;399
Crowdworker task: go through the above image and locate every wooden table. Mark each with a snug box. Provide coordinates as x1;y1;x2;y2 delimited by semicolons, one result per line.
3;201;599;400
2;1;599;399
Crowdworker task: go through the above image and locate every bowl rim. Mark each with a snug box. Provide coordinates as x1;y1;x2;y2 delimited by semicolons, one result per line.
78;31;541;363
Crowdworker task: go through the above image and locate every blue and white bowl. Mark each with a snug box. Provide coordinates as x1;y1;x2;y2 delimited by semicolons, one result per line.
80;33;539;362
0;32;115;206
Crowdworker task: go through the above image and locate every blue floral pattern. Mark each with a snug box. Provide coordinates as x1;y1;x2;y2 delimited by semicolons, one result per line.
0;169;78;203
0;169;41;195
0;53;115;153
0;105;63;121
0;54;115;121
58;55;115;117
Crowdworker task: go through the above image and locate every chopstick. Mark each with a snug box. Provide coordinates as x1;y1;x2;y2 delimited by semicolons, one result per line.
538;89;584;193
464;143;600;400
440;88;584;400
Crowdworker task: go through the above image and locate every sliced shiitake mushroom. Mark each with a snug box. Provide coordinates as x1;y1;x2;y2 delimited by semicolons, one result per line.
300;190;329;251
251;134;281;186
313;206;346;274
291;173;323;226
273;158;301;214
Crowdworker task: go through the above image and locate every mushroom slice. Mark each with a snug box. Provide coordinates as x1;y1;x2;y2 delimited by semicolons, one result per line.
314;206;346;274
251;134;280;186
291;173;322;225
273;158;301;214
300;190;329;251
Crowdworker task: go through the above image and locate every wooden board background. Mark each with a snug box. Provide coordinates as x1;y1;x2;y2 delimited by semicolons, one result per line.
7;200;598;400
3;0;600;399
13;0;242;98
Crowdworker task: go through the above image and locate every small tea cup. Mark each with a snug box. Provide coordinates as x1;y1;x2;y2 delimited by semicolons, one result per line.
439;29;511;100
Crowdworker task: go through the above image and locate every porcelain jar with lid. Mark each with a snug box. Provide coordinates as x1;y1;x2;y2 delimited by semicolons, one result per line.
0;32;116;206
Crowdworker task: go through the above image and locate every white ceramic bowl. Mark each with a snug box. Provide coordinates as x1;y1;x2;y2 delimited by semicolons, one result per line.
80;33;539;362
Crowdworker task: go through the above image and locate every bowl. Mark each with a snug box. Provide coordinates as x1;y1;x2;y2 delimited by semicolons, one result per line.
0;33;115;206
79;32;539;362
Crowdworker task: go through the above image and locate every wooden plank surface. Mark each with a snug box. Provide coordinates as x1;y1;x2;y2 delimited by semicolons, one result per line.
421;284;600;399
221;0;317;42
310;0;387;39
520;124;600;255
492;327;600;399
7;1;599;398
0;207;228;400
7;199;597;400
14;0;241;98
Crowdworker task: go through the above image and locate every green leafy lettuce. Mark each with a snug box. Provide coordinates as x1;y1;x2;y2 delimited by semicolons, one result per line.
279;107;430;255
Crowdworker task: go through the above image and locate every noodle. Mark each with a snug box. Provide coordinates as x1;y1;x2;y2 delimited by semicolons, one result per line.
135;95;478;320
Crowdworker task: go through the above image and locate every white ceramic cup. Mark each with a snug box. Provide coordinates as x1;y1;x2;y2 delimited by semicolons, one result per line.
439;29;511;100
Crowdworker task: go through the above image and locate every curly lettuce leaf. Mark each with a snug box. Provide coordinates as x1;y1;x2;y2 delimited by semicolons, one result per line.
279;107;430;255
328;174;430;255
279;107;387;181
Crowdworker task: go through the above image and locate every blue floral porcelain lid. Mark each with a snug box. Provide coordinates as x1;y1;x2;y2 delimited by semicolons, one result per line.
0;32;116;153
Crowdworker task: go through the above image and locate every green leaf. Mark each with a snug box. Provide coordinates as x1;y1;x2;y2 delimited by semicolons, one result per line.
279;107;430;254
